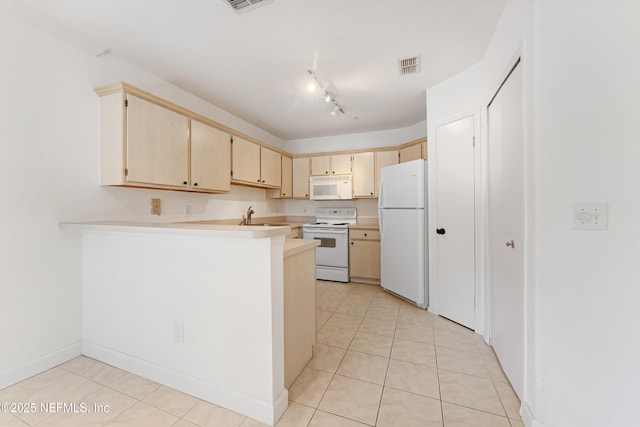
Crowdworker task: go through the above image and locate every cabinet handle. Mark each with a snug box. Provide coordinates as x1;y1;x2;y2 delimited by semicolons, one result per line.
370;192;374;195
257;179;261;182
193;182;198;187
351;242;354;245
262;180;265;183
364;233;367;237
183;181;188;185
282;193;286;196
305;194;309;197
325;171;329;174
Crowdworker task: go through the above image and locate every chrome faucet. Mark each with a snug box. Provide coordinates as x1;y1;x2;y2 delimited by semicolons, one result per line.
245;206;255;225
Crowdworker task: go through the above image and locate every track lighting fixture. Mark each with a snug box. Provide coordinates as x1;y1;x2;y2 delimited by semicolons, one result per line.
307;69;345;117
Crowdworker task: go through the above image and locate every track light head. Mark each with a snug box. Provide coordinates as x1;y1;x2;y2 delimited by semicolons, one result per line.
307;69;345;117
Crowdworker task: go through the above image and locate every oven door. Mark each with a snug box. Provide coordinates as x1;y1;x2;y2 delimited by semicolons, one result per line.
302;227;349;268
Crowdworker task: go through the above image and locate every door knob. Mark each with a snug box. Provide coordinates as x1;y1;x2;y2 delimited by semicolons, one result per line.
436;228;446;235
506;240;515;248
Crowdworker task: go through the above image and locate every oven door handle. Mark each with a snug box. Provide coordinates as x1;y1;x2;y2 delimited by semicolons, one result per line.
302;228;349;235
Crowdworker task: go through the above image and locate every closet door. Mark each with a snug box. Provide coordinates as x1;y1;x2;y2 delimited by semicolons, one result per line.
488;60;525;399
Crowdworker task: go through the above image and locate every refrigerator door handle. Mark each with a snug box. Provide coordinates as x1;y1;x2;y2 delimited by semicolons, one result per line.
378;179;384;209
379;210;384;234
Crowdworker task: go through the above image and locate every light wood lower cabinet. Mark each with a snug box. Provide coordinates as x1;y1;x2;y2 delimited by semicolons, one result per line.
349;228;381;284
284;247;316;388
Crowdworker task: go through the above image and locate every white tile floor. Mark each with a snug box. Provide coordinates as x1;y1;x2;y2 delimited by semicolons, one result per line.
0;281;522;426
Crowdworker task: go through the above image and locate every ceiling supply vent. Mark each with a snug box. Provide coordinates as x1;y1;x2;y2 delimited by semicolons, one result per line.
224;0;273;13
399;56;421;75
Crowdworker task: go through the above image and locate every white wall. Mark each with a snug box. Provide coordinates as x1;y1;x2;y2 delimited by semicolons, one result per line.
531;1;640;426
0;10;284;388
427;0;640;426
283;120;427;155
425;63;485;327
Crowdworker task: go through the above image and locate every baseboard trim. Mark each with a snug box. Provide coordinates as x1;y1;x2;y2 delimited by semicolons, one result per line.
521;401;541;427
0;341;82;389
83;341;287;426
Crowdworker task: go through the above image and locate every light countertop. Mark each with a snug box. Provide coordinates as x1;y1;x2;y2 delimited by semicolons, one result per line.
60;220;291;239
284;238;320;258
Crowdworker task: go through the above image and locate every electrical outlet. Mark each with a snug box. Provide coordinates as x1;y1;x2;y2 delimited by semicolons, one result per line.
174;321;184;344
151;199;161;215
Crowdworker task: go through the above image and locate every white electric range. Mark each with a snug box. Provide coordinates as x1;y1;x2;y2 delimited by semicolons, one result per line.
302;207;357;283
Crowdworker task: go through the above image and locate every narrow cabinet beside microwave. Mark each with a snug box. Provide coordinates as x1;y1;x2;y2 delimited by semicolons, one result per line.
309;175;353;200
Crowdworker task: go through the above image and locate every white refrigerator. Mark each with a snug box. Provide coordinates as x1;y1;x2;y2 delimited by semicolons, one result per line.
378;159;428;309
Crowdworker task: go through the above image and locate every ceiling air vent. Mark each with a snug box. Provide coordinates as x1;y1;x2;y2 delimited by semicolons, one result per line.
399;56;421;75
224;0;273;13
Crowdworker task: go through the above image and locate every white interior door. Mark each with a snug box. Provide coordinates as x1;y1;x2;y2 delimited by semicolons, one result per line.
434;115;476;329
488;61;524;399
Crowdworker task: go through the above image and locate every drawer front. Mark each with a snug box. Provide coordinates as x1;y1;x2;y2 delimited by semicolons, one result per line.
350;229;380;240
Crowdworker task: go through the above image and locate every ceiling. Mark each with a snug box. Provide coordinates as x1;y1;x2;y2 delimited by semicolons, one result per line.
13;0;506;141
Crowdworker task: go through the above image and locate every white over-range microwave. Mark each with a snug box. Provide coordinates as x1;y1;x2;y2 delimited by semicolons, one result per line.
309;175;353;200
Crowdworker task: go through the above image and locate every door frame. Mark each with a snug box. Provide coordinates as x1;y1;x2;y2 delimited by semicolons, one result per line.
427;108;483;331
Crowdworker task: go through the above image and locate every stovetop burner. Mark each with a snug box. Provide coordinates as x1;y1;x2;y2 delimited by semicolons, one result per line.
305;207;357;227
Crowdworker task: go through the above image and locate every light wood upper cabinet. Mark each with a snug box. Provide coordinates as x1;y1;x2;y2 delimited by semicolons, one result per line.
311;155;331;175
125;94;189;188
190;120;231;192
331;154;352;174
231;136;281;188
311;154;352;175
260;146;282;187
353;152;375;198
281;156;293;198
292;157;310;198
231;136;261;184
399;141;427;163
375;150;399;196
280;156;293;199
98;84;228;193
266;155;292;199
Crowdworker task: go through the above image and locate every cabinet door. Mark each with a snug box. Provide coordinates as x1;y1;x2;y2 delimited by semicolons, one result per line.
353;152;375;197
280;156;293;197
260;147;282;187
126;95;189;187
293;157;310;198
331;154;352;175
190;120;231;192
375;150;399;196
232;136;261;184
349;239;381;280
311;155;331;175
400;144;423;163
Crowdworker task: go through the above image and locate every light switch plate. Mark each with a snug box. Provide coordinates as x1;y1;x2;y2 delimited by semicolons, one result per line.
573;202;608;230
